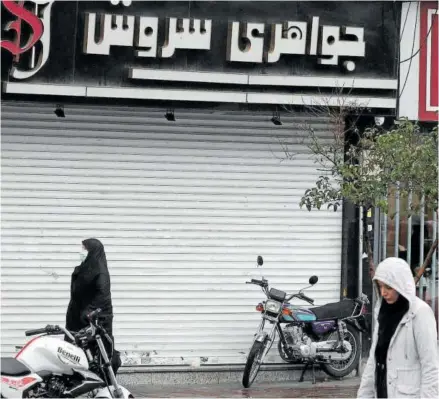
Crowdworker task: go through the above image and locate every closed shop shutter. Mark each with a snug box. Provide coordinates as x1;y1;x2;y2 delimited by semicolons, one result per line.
1;101;342;366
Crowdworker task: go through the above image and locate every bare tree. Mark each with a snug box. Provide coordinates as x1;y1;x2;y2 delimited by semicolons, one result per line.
278;87;438;281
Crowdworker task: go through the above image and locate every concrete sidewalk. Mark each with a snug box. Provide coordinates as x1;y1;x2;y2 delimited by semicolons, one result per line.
126;377;361;398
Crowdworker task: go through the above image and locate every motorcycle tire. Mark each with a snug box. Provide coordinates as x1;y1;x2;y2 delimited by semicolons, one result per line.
242;340;265;388
321;324;361;379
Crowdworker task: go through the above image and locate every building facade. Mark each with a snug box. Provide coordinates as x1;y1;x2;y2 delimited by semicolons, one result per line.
399;1;438;123
1;1;400;367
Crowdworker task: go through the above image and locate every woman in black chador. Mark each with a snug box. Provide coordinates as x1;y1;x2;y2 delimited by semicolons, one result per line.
66;238;121;374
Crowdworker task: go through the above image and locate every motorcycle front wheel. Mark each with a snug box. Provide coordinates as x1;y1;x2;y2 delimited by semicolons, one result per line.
242;340;266;388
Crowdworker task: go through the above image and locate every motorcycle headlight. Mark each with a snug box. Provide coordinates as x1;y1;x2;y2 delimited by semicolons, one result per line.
265;300;281;314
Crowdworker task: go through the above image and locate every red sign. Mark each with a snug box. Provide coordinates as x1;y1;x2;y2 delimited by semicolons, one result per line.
419;2;438;121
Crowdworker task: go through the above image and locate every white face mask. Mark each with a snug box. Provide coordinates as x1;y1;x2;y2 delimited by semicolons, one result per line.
80;248;88;262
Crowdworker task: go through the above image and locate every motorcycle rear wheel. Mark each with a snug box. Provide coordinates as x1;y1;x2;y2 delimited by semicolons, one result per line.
321;324;361;378
242;340;266;388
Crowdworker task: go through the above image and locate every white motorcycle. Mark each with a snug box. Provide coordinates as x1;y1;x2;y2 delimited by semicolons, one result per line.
0;309;133;398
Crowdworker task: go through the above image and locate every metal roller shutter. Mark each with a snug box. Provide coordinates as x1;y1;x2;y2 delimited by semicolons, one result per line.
1;101;342;366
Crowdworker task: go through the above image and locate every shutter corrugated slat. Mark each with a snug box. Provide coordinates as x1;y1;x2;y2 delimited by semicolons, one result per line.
1;101;342;366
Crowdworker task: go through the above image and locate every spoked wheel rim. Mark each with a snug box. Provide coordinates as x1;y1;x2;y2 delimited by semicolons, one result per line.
248;344;264;384
327;329;357;371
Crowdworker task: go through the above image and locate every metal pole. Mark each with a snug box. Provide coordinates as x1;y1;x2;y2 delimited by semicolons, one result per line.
431;211;437;316
407;192;413;267
373;208;381;266
357;206;364;377
359;206;364;299
382;210;387;260
372;207;380;334
394;186;400;258
419;196;425;298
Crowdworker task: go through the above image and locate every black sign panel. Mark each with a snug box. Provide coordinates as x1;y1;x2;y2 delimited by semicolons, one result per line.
1;1;399;89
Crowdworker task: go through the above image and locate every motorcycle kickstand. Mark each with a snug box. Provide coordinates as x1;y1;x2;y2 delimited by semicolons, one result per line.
299;363;309;383
299;362;316;384
311;363;316;385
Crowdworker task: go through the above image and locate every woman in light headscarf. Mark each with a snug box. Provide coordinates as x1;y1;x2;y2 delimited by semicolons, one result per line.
357;257;438;398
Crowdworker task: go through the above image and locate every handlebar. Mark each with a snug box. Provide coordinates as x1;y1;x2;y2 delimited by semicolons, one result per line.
297;293;314;305
247;278;316;305
246;279;268;287
247;279;315;304
25;327;49;337
246;277;369;309
87;308;102;322
24;325;76;342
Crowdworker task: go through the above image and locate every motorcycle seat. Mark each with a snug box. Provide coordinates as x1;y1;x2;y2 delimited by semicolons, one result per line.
312;299;356;321
0;358;31;377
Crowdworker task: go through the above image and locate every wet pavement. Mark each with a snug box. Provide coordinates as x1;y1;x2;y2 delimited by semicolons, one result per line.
128;377;360;398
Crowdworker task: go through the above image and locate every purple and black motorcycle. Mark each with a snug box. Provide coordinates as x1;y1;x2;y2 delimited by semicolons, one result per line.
242;256;370;388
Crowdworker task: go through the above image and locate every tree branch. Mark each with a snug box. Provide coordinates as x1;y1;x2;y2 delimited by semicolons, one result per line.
414;238;438;284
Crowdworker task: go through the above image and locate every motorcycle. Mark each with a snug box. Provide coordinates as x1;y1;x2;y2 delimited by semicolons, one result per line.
1;309;133;398
242;256;370;388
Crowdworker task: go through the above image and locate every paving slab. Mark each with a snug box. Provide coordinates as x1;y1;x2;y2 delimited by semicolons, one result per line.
127;377;360;398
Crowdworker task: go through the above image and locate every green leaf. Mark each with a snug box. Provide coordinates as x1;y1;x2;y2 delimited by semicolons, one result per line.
297;117;437;217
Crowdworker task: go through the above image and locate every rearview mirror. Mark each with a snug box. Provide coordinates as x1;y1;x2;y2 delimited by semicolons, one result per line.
309;275;318;285
257;256;263;266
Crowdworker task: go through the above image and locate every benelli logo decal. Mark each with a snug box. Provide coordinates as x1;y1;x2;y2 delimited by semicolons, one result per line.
1;376;37;390
57;347;81;364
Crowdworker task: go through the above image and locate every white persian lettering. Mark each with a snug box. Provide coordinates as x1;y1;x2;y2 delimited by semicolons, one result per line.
83;12;135;55
309;16;319;56
161;18;212;58
78;11;367;69
317;25;365;70
109;0;131;6
226;21;265;63
267;21;308;63
134;16;159;58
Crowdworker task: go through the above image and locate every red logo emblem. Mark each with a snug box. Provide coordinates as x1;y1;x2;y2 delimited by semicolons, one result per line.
1;0;54;80
1;1;43;61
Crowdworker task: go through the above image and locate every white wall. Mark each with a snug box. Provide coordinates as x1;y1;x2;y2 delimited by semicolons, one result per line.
398;1;421;120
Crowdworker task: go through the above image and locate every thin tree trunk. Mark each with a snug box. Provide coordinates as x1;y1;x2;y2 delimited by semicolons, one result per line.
414;238;438;284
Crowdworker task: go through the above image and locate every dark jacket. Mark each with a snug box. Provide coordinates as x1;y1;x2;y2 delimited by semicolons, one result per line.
66;238;113;332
